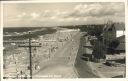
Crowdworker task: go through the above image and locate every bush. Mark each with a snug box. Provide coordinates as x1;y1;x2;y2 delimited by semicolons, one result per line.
92;40;106;59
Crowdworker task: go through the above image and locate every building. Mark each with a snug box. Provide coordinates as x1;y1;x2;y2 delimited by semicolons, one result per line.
114;23;125;37
103;21;125;50
115;35;125;53
103;22;125;39
103;22;116;45
102;22;125;66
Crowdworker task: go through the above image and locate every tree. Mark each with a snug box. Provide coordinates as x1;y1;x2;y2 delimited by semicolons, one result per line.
87;26;103;38
92;40;106;60
109;39;120;49
107;39;120;54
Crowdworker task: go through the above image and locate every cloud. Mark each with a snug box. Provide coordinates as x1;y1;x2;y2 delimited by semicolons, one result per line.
17;12;26;18
4;3;124;27
30;12;40;19
16;3;124;20
68;3;124;18
17;12;31;20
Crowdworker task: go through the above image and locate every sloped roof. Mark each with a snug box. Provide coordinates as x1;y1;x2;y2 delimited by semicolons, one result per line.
115;43;125;51
103;23;125;32
115;35;125;51
103;23;115;32
114;23;125;30
116;35;125;43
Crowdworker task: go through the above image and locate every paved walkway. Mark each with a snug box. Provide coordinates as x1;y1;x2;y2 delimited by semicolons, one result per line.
33;32;81;78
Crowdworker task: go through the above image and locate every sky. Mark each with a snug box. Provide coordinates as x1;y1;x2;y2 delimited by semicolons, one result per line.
3;2;125;27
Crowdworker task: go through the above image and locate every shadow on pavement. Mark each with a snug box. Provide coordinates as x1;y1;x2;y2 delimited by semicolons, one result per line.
74;36;99;78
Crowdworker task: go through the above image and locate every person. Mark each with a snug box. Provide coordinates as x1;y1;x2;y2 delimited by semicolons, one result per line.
24;74;28;79
20;71;23;79
16;74;19;79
